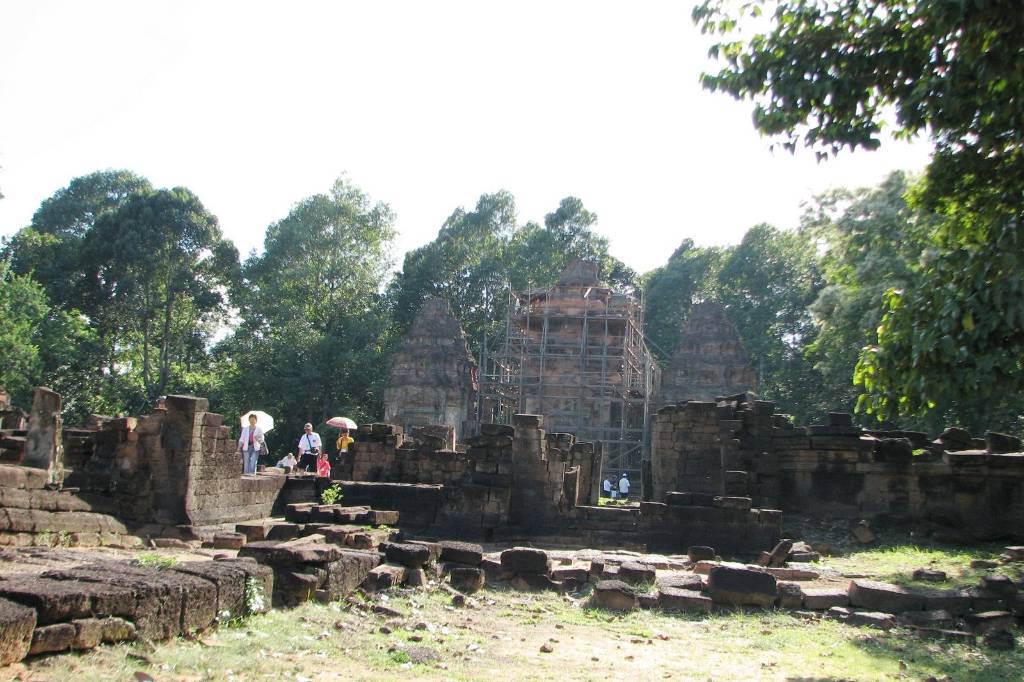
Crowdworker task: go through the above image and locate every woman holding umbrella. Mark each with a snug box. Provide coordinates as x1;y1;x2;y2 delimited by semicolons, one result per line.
238;410;274;475
327;416;357;454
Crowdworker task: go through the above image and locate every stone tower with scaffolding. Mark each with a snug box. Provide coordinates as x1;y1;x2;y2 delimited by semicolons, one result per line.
477;260;659;488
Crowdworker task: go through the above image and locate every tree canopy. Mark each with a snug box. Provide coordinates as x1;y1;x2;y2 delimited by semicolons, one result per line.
693;0;1024;425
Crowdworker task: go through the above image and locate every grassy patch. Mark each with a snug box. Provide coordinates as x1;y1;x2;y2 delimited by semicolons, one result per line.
135;552;179;570
822;542;1023;588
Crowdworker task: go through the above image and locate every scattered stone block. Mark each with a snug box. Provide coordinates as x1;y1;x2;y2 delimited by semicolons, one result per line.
912;568;947;582
897;609;955;629
213;532;246;550
658;588;712;613
826;607;895;630
404;568;427;588
383;542;432;569
712;496;752;511
848;580;924;613
617;561;656;586
802;588;850;610
551;567;589;584
968;587;1007;612
0;597;35;664
500;547;550;575
481;558;513;583
593;580;637;611
71;618;104;650
510;573;561;592
776;582;803;609
852;520;875;545
920;588;973;615
657;574;703;592
1003;547;1024;562
362;564;406;592
687;546;715;562
366;510;399;526
908;626;976;644
979;574;1017;598
234;521;268;542
448;567;485;594
100;617;136;644
762;566;820;581
707;566;777;607
439;541;483;567
29;623;77;655
970;559;998;570
964;611;1014;635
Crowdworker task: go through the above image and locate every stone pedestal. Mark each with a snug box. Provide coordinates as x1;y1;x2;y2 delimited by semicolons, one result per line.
22;388;63;485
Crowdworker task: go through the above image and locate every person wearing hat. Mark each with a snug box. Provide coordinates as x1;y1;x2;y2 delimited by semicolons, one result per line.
618;472;631;500
297;423;322;472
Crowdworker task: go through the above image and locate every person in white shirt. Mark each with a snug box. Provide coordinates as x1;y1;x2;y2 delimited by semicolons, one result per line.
618;473;631;498
276;453;297;471
238;414;265;475
297;423;322;471
602;476;613;498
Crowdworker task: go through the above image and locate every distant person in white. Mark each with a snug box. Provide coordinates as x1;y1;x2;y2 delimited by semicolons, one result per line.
618;473;630;498
602;476;613;498
276;453;297;470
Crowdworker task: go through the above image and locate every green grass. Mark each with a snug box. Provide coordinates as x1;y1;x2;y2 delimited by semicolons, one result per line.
134;552;179;570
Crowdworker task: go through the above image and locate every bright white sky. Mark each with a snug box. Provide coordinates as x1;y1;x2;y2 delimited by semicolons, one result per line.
0;1;931;275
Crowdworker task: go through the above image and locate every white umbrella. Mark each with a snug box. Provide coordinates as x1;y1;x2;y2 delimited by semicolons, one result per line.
241;410;275;433
326;416;358;430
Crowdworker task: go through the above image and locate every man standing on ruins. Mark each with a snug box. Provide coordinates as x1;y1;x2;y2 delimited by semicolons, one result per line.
618;473;630;500
297;423;322;471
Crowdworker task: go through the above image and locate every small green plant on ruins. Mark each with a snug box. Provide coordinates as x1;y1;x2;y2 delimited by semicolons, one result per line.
135;552;179;570
321;482;343;505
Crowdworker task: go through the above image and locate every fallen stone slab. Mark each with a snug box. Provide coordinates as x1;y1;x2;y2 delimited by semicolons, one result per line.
826;606;896;630
968;587;1007;612
481;558;513;583
213;532;246;550
172;560;274;619
382;542;432;569
29;622;76;655
687;546;715;562
41;561;216;640
657;574;704;592
238;540;342;566
912;568;947;583
848;580;924;613
693;560;746;576
234;521;269;542
777;582;803;609
362;564;406;592
964;611;1014;635
448;567;485;594
551;566;589;584
593;580;637;611
658;588;712;613
979;574;1017;598
406;540;442;564
920;588;973;615
0;576;135;625
0;597;35;665
366;510;399;526
439;540;483;567
707;566;777;608
511;572;562;592
617;561;656;586
70;617;104;650
265;522;301;541
897;609;955;629
500;547;551;575
802;587;850;610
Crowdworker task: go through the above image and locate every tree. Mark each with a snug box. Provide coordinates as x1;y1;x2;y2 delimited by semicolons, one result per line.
693;0;1024;426
641;239;723;361
716;224;826;423
0;259;49;404
5;170;152;309
216;176;397;454
81;187;238;404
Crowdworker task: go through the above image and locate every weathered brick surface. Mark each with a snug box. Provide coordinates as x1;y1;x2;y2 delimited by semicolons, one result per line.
0;597;35;664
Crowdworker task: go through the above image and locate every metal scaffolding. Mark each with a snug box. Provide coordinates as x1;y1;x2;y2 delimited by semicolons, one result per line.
477;279;659;488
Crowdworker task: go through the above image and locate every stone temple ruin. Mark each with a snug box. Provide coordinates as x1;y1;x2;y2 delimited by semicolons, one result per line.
0;257;1022;665
476;260;659;484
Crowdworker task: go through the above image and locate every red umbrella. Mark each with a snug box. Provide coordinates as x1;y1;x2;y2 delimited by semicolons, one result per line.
326;416;358;430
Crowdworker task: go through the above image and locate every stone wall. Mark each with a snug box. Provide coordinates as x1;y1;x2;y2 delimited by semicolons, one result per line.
383;297;478;443
651;395;1024;540
329;413;780;554
661;303;756;403
71;395;284;526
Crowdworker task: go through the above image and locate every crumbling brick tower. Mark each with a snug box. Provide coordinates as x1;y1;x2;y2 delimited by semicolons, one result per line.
478;260;659;488
662;302;756;403
383;297;478;443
